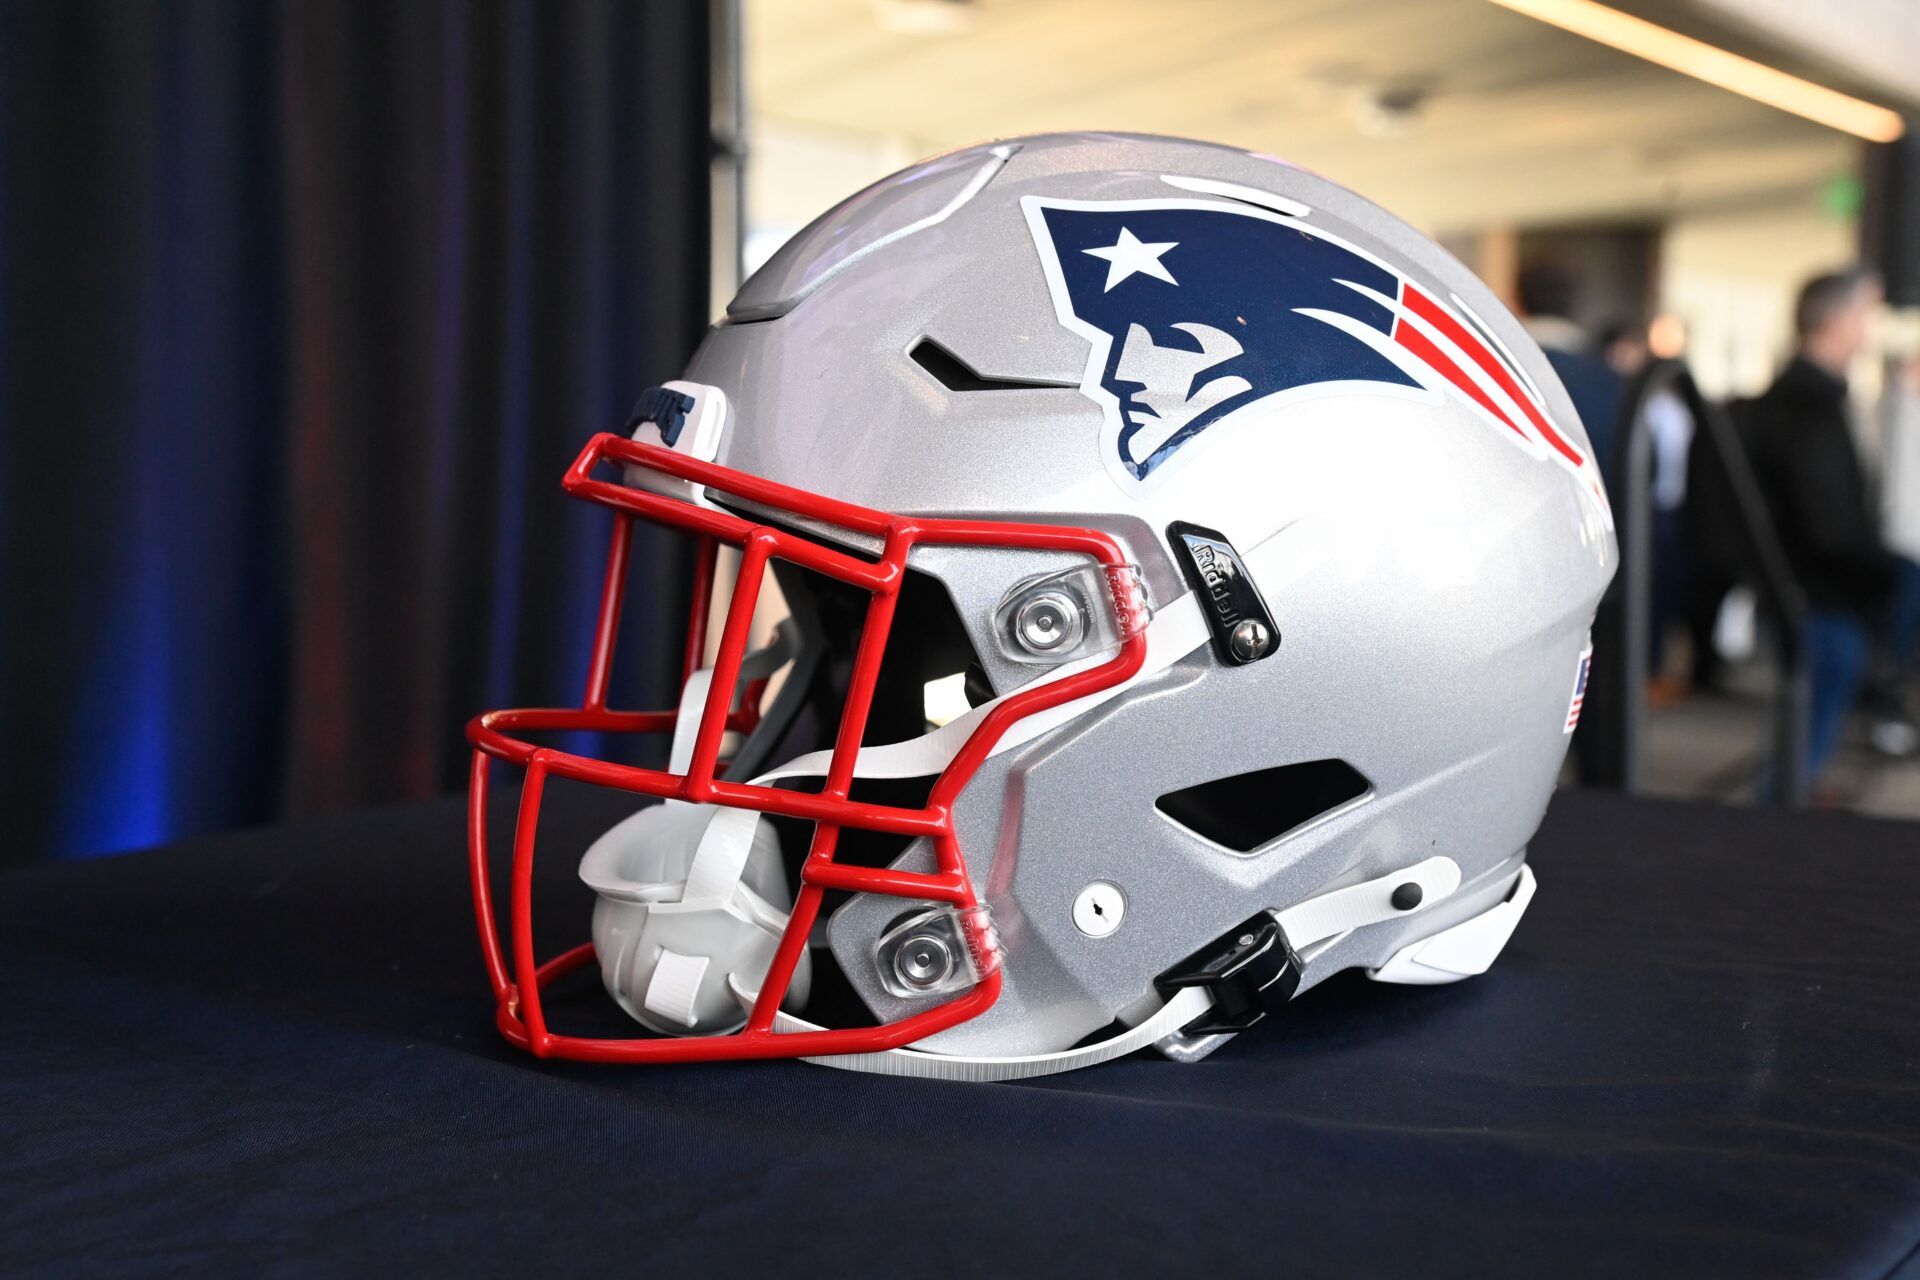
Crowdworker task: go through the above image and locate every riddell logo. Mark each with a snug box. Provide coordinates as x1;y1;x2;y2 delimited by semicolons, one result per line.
958;905;1002;980
1104;565;1152;639
1167;522;1278;667
1188;540;1245;629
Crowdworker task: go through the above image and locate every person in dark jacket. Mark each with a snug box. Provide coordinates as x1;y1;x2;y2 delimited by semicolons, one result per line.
1519;261;1626;785
1520;262;1621;492
1748;266;1896;788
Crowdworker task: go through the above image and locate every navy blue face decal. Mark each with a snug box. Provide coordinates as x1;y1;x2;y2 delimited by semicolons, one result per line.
1027;200;1417;485
1022;193;1605;520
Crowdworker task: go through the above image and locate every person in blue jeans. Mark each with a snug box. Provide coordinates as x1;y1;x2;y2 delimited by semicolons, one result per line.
1748;267;1897;792
1803;610;1871;785
1894;556;1920;677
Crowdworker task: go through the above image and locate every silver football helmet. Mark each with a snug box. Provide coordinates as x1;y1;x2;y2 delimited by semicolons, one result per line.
466;132;1616;1079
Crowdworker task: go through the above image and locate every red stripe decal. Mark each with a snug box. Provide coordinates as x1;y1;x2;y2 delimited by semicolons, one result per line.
1403;285;1585;468
1395;321;1532;444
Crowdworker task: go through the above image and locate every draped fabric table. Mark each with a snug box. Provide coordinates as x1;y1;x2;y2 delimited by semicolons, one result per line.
4;788;1917;1278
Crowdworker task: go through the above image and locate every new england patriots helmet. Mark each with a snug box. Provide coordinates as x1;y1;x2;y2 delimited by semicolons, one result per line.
466;132;1617;1079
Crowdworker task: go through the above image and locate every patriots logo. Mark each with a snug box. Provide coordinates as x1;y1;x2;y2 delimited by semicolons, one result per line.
1023;193;1606;519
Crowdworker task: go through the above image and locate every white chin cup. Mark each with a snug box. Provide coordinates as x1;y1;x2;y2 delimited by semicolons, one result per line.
580;800;811;1036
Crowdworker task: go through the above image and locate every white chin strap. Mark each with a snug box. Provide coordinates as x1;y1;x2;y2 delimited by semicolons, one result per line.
730;855;1468;1083
731;976;1216;1083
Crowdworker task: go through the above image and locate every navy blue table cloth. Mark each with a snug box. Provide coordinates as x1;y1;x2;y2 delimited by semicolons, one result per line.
4;787;1918;1277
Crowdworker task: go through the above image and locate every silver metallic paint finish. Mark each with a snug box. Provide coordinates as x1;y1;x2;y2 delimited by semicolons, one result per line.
727;144;1018;322
671;133;1614;1058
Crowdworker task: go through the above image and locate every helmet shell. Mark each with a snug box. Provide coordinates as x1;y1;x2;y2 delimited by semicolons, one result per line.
681;132;1615;1055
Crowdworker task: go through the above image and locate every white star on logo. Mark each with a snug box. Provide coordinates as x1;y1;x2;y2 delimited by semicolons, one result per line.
1082;227;1179;291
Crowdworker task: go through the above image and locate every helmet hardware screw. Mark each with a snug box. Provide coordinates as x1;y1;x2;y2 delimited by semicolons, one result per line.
893;932;956;991
1229;618;1274;663
1013;589;1085;656
1391;882;1424;911
1072;881;1126;938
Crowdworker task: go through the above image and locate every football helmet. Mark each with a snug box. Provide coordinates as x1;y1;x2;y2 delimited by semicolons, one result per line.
466;132;1615;1079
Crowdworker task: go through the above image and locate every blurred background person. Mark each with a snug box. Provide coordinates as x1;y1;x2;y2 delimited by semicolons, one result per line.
1519;260;1625;785
1601;322;1649;379
1748;267;1898;792
1603;320;1697;706
1520;260;1621;483
1683;395;1751;698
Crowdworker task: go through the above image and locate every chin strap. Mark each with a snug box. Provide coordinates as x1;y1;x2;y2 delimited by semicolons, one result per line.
665;620;799;779
1276;853;1461;945
728;978;1216;1083
725;854;1465;1082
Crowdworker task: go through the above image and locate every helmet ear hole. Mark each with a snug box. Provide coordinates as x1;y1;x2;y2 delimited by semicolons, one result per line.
1155;759;1371;853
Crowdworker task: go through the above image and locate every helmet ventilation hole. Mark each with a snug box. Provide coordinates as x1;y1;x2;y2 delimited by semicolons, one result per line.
908;337;1067;392
1154;759;1370;853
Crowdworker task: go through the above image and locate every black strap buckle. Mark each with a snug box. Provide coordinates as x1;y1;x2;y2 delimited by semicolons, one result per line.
1154;912;1302;1037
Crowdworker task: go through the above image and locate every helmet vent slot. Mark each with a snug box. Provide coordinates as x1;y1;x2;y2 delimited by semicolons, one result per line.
909;338;1068;393
1154;759;1369;853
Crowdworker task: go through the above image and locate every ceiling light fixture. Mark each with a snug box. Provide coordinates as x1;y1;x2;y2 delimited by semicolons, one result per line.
872;0;975;37
1489;0;1905;142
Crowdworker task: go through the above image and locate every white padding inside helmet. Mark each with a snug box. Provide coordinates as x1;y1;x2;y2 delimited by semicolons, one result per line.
581;800;812;1036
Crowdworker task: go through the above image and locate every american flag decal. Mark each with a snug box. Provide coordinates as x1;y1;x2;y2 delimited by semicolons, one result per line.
1565;642;1593;734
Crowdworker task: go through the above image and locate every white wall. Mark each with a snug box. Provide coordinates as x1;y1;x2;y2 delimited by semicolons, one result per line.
1659;203;1858;399
744;119;923;277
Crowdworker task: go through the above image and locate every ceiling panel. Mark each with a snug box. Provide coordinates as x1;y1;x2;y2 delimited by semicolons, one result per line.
746;0;1854;231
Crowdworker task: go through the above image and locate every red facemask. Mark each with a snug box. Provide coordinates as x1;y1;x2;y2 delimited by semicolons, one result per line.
466;422;1149;1063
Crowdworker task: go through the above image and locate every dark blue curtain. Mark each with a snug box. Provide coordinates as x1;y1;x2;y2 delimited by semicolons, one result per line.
0;1;710;863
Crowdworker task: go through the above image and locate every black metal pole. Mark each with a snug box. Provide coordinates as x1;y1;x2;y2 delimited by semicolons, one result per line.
710;0;746;307
1609;360;1808;807
1618;368;1655;792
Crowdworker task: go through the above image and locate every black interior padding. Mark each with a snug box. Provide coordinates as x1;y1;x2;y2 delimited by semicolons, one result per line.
758;555;985;862
788;559;986;750
1155;759;1370;852
748;543;992;1025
